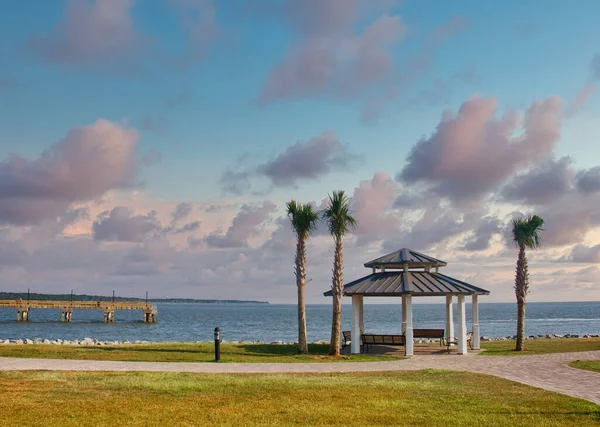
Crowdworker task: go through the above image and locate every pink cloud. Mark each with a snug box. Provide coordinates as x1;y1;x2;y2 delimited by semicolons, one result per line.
568;244;600;263
360;15;469;123
398;96;562;201
260;1;405;103
283;0;362;37
542;211;598;247
261;217;296;253
171;202;194;224
424;15;468;47
565;84;595;117
114;235;175;276
260;44;337;102
351;173;399;241
0;119;138;225
576;166;600;193
28;0;142;65
221;131;363;193
260;131;362;186
380;203;496;253
537;191;600;247
1;178;600;301
93;207;160;242
205;202;277;248
501;156;574;205
461;216;502;251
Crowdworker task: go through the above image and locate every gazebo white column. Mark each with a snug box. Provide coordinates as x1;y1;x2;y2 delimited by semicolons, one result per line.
404;295;414;356
401;296;407;334
351;296;362;354
445;295;454;341
358;296;364;334
457;294;467;355
472;295;480;350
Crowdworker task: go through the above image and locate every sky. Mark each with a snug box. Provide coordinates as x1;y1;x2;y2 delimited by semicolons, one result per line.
1;0;600;304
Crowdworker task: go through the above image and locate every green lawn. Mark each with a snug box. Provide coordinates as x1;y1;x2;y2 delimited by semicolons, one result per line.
569;360;600;373
0;370;597;426
480;338;600;356
0;338;598;362
0;342;400;363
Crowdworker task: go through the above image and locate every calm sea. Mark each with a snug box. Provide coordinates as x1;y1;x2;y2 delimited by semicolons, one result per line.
0;302;598;343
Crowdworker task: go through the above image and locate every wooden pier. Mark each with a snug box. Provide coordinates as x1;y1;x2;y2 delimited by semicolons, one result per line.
0;300;157;323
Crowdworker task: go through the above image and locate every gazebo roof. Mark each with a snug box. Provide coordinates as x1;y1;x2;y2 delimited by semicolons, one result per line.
364;248;447;269
323;271;489;297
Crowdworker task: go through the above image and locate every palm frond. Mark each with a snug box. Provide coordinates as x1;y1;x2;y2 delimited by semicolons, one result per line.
512;215;544;250
287;200;319;239
322;190;357;238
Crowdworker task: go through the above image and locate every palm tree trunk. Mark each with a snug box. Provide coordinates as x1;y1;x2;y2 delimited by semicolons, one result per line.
515;244;528;351
296;238;308;354
329;237;344;356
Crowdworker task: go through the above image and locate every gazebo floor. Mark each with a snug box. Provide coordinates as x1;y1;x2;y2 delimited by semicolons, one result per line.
342;345;481;356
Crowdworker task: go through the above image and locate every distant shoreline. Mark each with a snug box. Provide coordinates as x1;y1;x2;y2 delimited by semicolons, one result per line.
0;292;268;305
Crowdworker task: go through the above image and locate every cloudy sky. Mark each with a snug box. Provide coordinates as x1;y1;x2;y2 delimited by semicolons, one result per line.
1;0;599;303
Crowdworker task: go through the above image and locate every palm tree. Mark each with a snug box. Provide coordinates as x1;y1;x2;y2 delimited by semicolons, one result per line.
511;214;544;352
287;200;319;354
323;191;356;356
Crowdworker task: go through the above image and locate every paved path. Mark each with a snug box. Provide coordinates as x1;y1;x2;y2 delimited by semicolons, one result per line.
1;351;599;404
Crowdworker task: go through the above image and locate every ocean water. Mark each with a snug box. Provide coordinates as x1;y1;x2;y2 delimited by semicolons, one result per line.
0;302;598;343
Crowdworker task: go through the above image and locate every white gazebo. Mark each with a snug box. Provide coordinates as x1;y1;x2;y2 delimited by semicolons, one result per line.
324;248;490;356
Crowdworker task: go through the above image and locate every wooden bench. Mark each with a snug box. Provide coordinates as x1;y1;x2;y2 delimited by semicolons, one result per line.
446;332;473;352
341;331;352;349
361;334;405;353
413;328;445;346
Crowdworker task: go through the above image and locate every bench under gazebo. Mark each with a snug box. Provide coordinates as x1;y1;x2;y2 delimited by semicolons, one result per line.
324;248;490;356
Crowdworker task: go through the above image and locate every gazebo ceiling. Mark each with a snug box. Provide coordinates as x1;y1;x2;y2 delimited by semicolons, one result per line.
323;271;490;297
364;248;447;269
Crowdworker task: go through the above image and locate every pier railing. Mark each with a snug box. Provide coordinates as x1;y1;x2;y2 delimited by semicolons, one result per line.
0;300;157;323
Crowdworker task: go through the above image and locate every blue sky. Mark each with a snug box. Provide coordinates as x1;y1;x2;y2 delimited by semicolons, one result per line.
0;0;599;303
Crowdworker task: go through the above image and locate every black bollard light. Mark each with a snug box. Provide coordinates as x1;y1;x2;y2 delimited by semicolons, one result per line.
214;327;221;362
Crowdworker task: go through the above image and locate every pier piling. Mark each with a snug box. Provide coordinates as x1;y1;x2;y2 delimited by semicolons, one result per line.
61;310;73;322
143;310;156;323
17;309;29;322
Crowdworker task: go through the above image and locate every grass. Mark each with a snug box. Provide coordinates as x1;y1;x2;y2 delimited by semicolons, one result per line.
480;338;600;356
0;342;401;363
0;338;598;362
0;370;597;426
569;360;600;373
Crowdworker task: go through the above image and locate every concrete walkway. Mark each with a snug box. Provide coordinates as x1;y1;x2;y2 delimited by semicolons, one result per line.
1;351;599;405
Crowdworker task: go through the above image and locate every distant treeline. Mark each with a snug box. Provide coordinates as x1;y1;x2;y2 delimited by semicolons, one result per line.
0;292;268;304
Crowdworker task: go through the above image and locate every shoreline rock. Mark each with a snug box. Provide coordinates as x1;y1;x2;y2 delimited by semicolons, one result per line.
0;333;597;346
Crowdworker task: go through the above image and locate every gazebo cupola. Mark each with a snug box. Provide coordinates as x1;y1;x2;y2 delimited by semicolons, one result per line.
364;248;447;273
324;248;490;356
